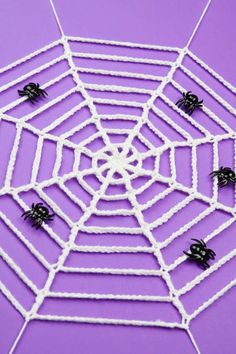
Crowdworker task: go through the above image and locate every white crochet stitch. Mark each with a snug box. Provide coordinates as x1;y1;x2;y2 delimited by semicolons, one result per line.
0;0;235;353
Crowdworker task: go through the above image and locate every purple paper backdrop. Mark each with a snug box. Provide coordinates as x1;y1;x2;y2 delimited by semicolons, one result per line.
0;1;236;353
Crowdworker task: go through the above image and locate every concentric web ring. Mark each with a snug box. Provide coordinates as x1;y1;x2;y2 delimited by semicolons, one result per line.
0;1;236;353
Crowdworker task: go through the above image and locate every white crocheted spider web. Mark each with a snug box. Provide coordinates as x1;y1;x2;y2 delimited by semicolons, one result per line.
0;1;236;353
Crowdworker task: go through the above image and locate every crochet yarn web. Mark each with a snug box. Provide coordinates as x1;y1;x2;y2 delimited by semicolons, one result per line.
0;1;236;353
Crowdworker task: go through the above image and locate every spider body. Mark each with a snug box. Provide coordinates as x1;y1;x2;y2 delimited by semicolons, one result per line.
176;91;203;115
210;166;236;187
18;82;47;103
22;203;54;229
184;239;215;270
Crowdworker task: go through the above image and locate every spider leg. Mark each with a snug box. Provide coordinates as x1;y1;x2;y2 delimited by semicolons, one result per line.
185;106;192;115
183;251;198;260
210;171;219;177
217;177;225;184
22;210;31;219
189;255;200;261
218;179;228;187
183;251;192;258
191;238;203;246
18;90;25;96
202;260;210;270
40;90;48;97
36;223;42;230
197;100;203;107
200;239;206;247
32;219;38;227
24;213;32;220
46;215;54;221
230;176;236;184
32;219;43;229
35;202;43;208
176;99;184;107
22;209;30;216
186;105;195;116
210;249;216;256
28;96;35;103
200;262;207;270
191;238;201;243
208;249;216;259
208;253;215;260
47;213;55;219
31;93;39;103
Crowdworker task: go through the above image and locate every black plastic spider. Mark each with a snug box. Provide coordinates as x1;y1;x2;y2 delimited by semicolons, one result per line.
18;82;47;103
176;91;203;115
210;166;236;187
22;203;55;229
183;239;216;270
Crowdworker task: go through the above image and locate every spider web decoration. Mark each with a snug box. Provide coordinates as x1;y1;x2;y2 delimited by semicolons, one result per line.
0;1;236;353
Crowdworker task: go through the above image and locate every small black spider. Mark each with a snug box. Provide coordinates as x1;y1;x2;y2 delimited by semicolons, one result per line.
210;166;236;187
176;91;203;115
18;82;47;103
22;203;54;229
184;239;216;270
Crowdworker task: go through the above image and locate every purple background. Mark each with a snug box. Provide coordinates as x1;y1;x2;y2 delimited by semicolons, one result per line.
0;1;236;353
